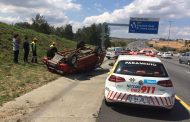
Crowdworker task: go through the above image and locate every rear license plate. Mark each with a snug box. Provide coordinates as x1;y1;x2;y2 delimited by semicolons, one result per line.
127;95;151;104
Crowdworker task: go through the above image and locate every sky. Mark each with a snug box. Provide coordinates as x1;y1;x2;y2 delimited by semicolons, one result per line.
0;0;190;39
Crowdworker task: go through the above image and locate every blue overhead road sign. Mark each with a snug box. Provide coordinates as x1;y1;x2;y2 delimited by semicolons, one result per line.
129;17;159;34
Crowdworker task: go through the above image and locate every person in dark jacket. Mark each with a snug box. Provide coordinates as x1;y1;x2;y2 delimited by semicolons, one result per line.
12;34;20;63
23;36;30;62
31;37;38;63
76;41;85;49
47;42;58;59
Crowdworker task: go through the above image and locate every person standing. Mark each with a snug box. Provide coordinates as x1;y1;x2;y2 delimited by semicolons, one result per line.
31;37;38;63
47;41;58;59
23;36;30;62
13;34;20;63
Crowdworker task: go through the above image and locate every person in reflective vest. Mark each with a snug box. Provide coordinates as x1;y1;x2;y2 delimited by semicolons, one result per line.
31;37;38;63
47;41;58;59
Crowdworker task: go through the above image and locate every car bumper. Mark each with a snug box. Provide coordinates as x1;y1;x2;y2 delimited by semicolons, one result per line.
105;88;175;109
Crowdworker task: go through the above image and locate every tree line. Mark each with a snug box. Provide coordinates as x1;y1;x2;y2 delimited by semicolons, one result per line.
15;14;111;48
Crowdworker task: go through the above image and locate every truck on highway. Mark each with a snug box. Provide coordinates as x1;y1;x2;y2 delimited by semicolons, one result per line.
179;52;190;65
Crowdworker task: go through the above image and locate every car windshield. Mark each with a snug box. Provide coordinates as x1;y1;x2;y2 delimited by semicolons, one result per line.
107;48;114;51
115;48;123;51
114;60;168;77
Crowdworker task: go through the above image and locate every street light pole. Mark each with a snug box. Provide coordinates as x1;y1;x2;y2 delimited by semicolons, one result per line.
167;21;174;51
168;21;173;41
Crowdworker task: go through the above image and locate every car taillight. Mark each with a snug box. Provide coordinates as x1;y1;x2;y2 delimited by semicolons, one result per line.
108;75;125;82
157;80;173;87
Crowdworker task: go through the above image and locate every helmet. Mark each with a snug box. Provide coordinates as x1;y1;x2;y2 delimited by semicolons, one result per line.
33;37;38;41
52;41;56;45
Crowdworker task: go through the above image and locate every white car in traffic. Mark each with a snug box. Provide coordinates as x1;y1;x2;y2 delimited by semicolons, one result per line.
161;52;172;59
106;47;123;59
105;55;175;110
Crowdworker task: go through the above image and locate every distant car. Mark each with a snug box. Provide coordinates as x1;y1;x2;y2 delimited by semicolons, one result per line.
179;52;190;65
157;52;162;56
105;55;175;110
139;50;156;57
161;52;172;59
106;47;123;59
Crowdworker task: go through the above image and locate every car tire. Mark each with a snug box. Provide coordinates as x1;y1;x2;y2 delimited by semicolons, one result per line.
179;59;182;64
107;57;110;59
67;53;78;67
104;98;113;106
187;61;190;65
94;46;102;56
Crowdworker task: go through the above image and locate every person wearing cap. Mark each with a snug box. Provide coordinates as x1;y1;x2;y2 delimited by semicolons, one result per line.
31;37;38;63
47;41;58;59
23;36;30;62
13;34;20;63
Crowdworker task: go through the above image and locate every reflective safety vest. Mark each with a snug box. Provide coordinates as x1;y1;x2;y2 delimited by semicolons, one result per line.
31;41;37;52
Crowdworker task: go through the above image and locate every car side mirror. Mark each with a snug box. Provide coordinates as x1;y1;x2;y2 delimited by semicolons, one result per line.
109;63;114;66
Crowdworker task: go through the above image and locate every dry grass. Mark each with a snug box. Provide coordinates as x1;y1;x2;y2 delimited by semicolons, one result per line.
0;62;59;105
149;40;185;50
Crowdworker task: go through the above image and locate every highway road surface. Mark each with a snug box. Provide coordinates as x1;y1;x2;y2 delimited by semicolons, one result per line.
1;41;189;122
97;44;190;122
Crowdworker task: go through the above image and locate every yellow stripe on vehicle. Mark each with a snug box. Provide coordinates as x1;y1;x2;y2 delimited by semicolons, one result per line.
175;95;190;112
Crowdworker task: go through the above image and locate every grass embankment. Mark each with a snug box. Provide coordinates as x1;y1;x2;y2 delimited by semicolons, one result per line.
0;22;76;105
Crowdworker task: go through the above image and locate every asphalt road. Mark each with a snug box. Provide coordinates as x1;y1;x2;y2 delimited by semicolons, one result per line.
97;47;190;122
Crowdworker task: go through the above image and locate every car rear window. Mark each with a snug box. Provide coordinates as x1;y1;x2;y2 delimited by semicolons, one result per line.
115;48;123;51
107;48;114;51
114;61;168;77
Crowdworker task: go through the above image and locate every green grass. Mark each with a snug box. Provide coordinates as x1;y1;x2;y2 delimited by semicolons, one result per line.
0;22;76;105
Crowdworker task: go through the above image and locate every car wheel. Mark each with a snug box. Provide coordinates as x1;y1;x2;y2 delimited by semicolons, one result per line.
67;53;78;67
179;59;182;64
187;61;190;65
94;46;102;56
104;98;113;106
107;57;110;59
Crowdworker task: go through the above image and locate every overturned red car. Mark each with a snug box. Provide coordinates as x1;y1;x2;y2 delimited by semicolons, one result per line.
43;47;105;74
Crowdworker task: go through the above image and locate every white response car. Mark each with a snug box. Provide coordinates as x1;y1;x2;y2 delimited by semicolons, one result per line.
161;52;172;59
105;55;175;110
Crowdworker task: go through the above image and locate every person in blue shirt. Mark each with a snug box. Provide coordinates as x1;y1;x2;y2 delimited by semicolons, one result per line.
13;34;20;63
23;36;30;62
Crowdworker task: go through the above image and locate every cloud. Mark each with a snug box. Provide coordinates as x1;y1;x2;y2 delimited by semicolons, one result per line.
83;0;190;39
83;0;190;25
0;0;81;25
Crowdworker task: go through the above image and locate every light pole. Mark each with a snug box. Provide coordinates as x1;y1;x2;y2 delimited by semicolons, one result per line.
167;21;174;51
168;21;174;41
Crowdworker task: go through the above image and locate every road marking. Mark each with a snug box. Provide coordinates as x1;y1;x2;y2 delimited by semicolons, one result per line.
175;95;190;112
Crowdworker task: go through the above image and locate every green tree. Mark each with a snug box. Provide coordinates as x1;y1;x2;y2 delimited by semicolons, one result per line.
63;24;74;40
31;14;51;34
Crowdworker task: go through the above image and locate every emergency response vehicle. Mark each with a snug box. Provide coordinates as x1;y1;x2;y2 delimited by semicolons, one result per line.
105;55;175;110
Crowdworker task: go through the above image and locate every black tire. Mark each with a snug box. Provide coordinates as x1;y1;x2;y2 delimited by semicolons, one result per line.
67;53;78;67
187;61;190;65
107;57;110;59
94;46;102;56
179;59;182;64
104;98;113;106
